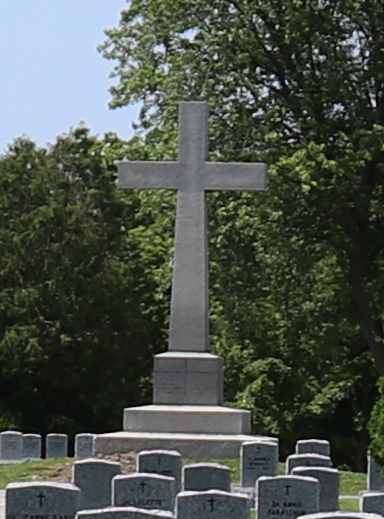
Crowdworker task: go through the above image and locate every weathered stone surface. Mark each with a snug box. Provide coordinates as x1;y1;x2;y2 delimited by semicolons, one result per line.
360;492;384;515
72;458;121;510
118;101;267;354
75;433;95;458
367;456;384;491
292;466;339;511
0;431;22;460
296;440;331;457
22;434;42;459
241;440;279;488
112;473;175;511
256;475;319;519
176;490;250;519
183;463;231;492
153;352;223;405
46;433;68;458
137;450;182;493
6;481;80;518
286;454;332;473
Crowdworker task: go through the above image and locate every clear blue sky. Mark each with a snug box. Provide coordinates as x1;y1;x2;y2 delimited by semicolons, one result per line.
0;0;138;152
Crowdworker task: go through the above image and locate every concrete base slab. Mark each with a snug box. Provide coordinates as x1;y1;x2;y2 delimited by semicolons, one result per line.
94;431;277;459
123;405;251;434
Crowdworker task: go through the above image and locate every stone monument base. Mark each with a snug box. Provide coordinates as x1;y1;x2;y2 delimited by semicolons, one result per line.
123;405;251;435
94;431;277;459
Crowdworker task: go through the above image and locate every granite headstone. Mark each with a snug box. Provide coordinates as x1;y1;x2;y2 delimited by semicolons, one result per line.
183;463;231;492
176;490;250;519
241;440;278;488
292;466;339;511
137;450;182;493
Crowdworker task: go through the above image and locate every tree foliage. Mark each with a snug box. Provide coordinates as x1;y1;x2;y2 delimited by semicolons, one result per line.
99;0;384;467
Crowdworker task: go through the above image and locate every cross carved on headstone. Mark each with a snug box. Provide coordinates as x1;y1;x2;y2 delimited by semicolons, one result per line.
118;102;267;352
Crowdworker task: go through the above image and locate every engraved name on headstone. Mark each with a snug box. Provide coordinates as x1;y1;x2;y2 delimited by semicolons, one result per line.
256;475;319;519
6;481;80;519
112;474;175;512
241;441;278;488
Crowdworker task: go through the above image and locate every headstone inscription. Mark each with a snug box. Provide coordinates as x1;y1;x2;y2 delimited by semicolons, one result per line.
360;492;384;515
137;450;182;493
0;431;22;460
6;481;80;519
22;434;42;459
256;475;319;519
75;433;95;458
182;462;231;492
367;455;384;491
117;102;267;410
76;509;174;519
296;440;330;457
286;454;332;473
46;433;68;458
241;440;278;488
176;489;250;519
72;458;121;510
292;466;339;512
112;473;175;511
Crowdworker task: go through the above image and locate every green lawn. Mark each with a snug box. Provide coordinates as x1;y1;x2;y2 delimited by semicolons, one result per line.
0;458;72;489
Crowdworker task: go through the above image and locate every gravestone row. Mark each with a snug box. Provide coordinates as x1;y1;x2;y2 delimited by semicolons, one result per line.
0;430;95;460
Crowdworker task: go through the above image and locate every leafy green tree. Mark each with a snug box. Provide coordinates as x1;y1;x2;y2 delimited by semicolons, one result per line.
99;0;384;467
0;129;168;435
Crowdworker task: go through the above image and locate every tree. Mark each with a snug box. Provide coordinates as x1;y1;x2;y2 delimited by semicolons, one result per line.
0;129;168;435
99;0;384;467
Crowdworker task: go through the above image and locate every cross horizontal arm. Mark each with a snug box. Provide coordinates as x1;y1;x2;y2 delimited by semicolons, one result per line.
203;162;268;191
118;161;180;190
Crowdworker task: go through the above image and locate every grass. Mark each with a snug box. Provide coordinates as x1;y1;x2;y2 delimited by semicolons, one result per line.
0;456;368;504
0;458;72;489
339;498;359;512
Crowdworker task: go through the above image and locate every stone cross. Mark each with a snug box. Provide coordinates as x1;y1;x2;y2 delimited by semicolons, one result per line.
118;101;267;352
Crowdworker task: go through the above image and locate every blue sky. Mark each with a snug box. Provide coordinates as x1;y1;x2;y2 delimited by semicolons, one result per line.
0;0;138;152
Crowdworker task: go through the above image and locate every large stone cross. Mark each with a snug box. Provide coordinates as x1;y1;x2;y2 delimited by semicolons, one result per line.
118;102;267;352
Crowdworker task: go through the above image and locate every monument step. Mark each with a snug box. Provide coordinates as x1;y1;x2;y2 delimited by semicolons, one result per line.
123;405;251;434
94;431;277;459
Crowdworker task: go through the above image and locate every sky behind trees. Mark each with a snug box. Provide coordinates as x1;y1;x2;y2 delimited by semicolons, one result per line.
0;0;137;152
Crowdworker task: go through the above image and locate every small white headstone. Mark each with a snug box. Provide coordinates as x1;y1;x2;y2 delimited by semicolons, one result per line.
240;441;278;488
112;473;175;511
256;475;319;519
6;481;80;518
182;463;231;492
75;433;95;458
22;434;42;459
72;458;121;510
292;466;339;511
0;431;22;460
176;490;250;519
286;454;332;473
46;433;68;458
137;449;182;493
296;440;331;457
